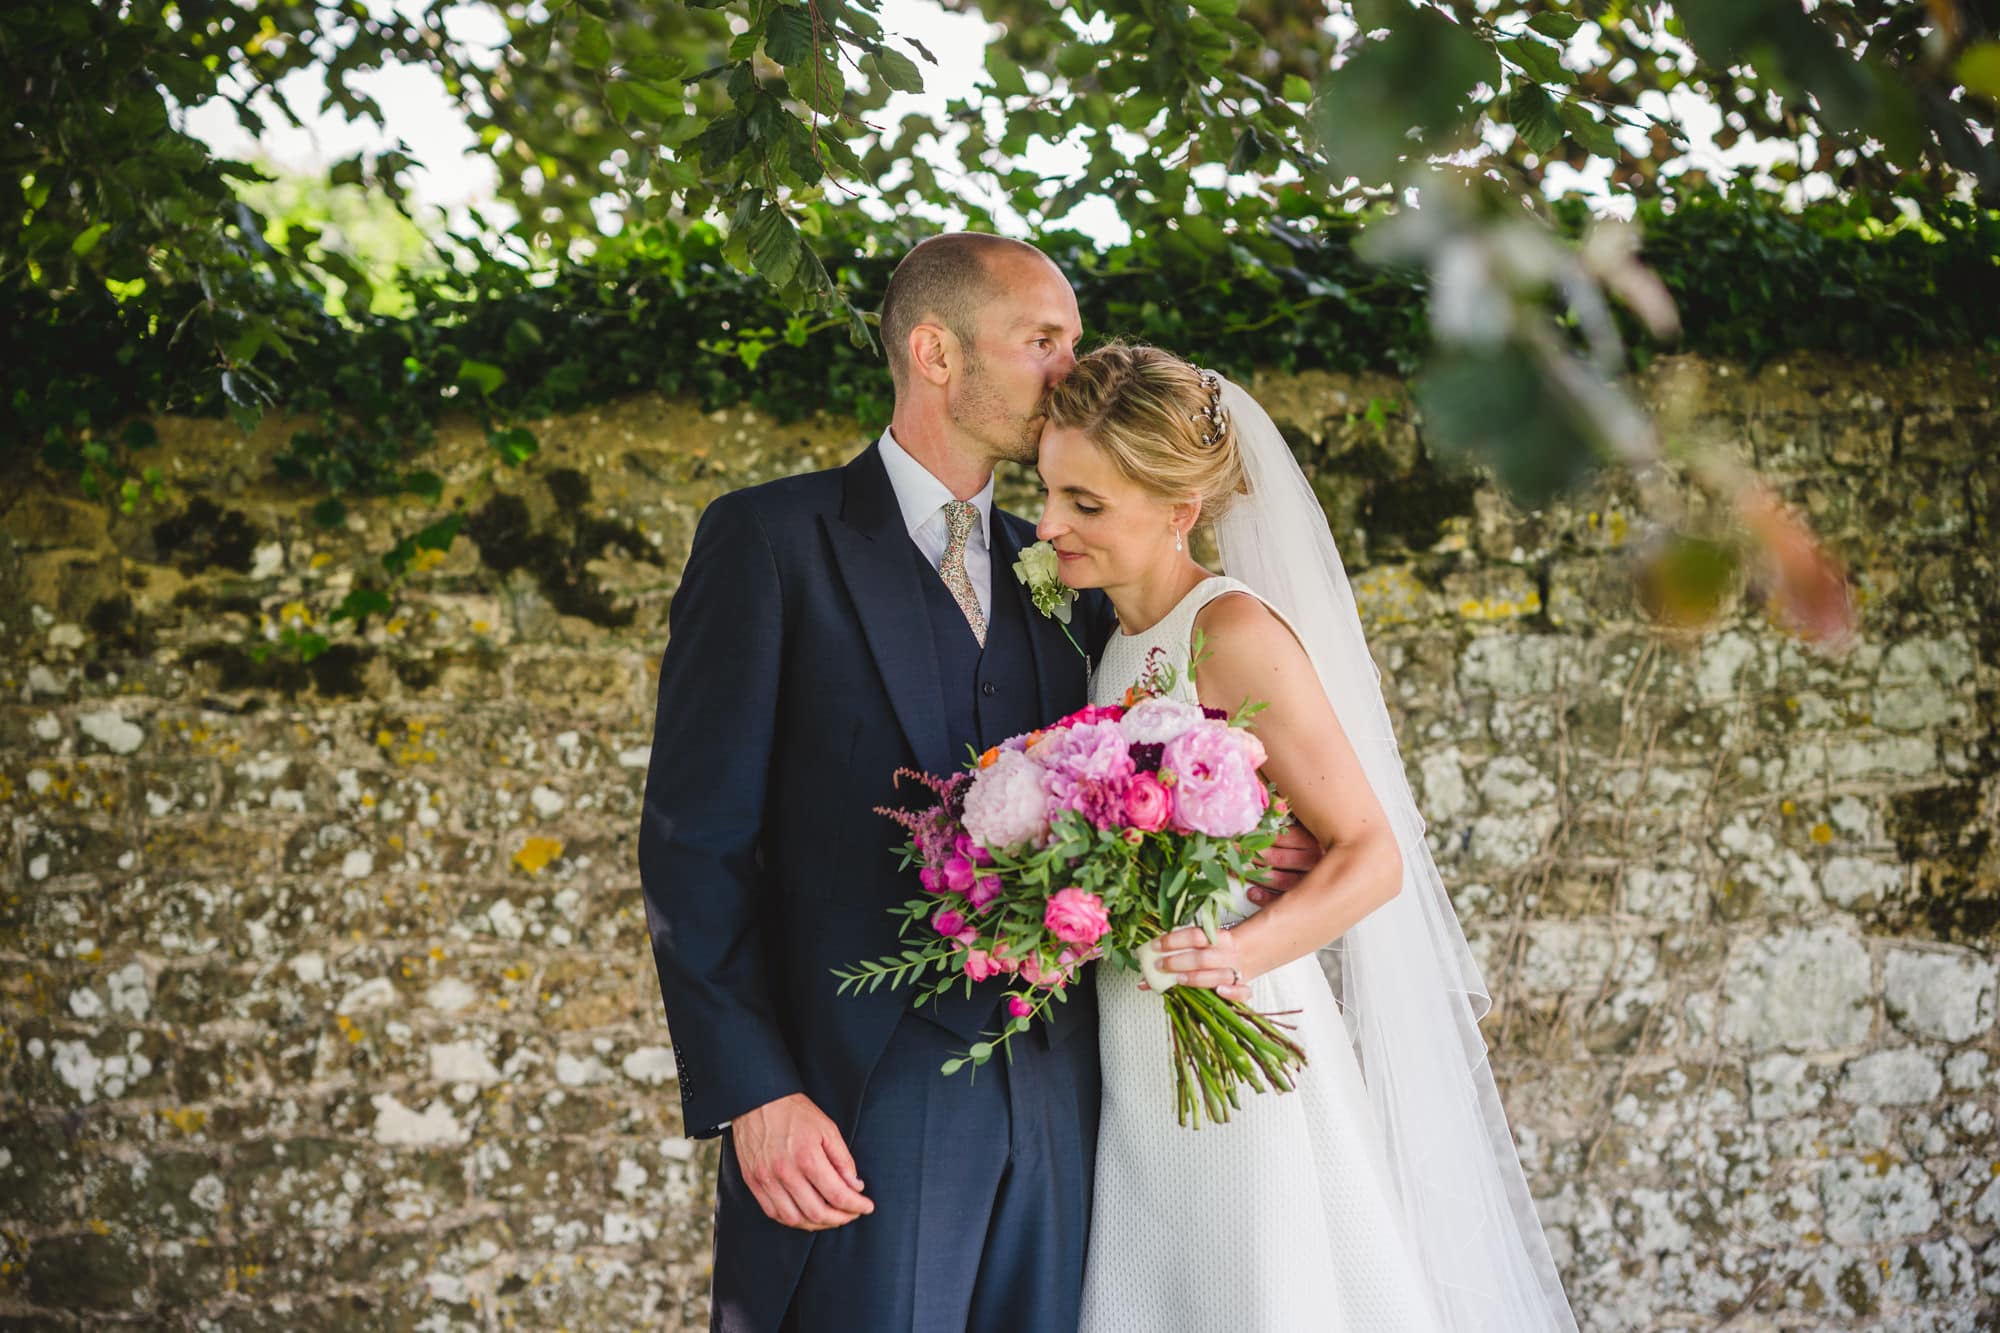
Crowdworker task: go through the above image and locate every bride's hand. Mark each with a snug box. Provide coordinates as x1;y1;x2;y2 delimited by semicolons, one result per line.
1140;925;1253;1003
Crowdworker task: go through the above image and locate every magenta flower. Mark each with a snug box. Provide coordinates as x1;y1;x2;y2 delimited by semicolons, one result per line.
1044;887;1111;947
1050;702;1126;730
962;948;1001;982
919;865;944;895
1008;994;1033;1019
932;907;967;937
967;873;1002;911
943;856;976;894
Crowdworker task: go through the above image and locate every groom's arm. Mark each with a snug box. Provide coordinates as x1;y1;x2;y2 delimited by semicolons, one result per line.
638;490;803;1138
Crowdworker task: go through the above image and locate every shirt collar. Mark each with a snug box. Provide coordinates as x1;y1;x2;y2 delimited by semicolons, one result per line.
876;426;994;549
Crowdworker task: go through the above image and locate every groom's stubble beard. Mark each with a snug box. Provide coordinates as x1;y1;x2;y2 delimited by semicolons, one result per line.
951;348;1042;467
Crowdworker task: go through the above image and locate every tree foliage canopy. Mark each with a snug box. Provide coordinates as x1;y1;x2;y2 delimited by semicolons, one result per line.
5;0;1997;650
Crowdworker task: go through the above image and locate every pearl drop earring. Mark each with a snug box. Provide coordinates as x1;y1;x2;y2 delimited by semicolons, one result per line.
1172;527;1183;553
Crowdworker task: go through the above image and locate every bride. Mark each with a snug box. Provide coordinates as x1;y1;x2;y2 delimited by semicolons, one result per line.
1035;344;1580;1332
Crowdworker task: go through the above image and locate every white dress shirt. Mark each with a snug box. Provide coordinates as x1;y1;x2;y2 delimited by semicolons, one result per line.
876;426;996;622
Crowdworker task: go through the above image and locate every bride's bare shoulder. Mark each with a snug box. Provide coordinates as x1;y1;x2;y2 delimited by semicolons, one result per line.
1191;590;1310;679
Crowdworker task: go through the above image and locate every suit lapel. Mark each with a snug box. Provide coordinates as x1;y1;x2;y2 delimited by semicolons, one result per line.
824;445;955;779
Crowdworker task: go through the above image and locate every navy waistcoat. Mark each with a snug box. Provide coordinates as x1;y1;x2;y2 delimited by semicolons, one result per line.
911;537;1051;1041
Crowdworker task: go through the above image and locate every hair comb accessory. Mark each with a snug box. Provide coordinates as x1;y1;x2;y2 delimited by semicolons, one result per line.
1194;367;1229;447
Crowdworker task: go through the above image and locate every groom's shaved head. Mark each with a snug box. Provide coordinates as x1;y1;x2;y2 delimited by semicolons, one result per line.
880;233;1056;387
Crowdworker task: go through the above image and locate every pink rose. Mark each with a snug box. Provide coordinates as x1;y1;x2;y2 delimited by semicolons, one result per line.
1044;887;1111;947
1162;721;1270;837
1124;772;1172;832
967;873;1002;911
932;907;967;937
943;856;976;894
1007;994;1033;1019
919;865;944;894
962;948;1001;982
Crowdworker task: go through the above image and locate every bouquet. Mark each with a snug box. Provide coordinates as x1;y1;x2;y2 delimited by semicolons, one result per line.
834;642;1308;1128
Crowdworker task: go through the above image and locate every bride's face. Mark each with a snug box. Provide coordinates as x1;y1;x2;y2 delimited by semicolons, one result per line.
1034;425;1186;590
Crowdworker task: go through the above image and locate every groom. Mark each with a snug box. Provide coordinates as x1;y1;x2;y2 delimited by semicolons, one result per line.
638;233;1118;1332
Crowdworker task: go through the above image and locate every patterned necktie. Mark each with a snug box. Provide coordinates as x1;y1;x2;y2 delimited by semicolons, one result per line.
939;500;987;648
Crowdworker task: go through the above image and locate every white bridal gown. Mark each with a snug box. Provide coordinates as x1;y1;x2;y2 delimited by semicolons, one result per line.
1078;576;1444;1333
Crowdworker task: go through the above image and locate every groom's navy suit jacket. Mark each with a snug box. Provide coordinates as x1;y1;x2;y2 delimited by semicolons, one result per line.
638;442;1112;1327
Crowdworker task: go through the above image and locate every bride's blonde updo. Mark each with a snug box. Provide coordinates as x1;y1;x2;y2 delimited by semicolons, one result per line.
1042;342;1248;526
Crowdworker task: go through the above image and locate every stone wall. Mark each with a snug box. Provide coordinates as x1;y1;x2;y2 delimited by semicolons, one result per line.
1;352;1993;1330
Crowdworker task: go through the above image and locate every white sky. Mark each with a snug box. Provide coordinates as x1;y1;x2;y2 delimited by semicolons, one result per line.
176;0;1825;252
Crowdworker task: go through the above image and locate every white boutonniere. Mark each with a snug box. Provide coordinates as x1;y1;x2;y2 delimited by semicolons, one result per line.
1014;541;1086;660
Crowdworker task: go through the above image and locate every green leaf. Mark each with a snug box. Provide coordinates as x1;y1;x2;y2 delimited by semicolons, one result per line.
1281;74;1313;104
1315;10;1498;182
1558;100;1622;158
401;470;444;502
1055;43;1100;79
873;46;924;94
573;17;610;70
456;358;505;396
71;222;111;256
728;25;762;63
1960;42;2000;103
1495;36;1566;86
489;425;539;466
1414;344;1601;508
765;6;815;67
331;587;394;623
1526;12;1583;41
1507;84;1563;157
747;204;806;290
1228;127;1265;174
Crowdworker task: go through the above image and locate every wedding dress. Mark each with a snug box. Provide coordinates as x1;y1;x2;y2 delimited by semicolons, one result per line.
1078;576;1445;1332
1075;378;1579;1333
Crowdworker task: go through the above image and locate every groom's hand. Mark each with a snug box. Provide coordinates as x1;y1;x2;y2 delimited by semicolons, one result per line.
733;1092;874;1231
1244;819;1322;904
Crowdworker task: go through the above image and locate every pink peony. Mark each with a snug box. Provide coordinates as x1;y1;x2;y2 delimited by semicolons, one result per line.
961;748;1053;850
1118;697;1207;746
1044;887;1111;947
1162;721;1271;837
967;873;1002;911
932;907;967;937
1039;719;1136;830
1124;772;1173;832
1040;719;1137;785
